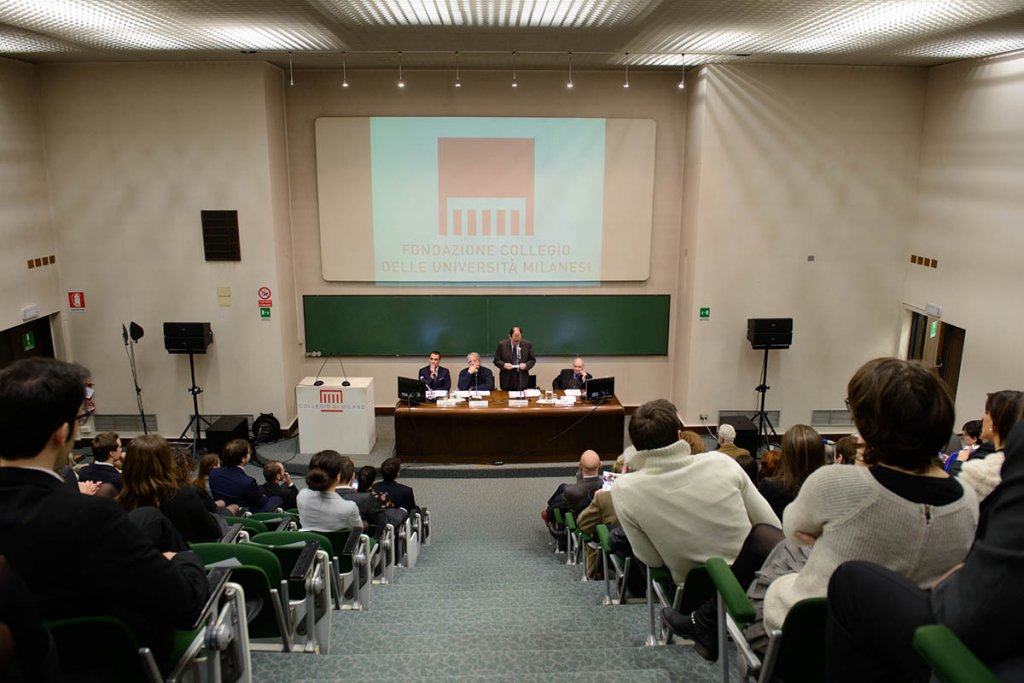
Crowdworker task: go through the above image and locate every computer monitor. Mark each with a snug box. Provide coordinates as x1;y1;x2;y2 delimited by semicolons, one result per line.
397;376;426;405
586;376;615;403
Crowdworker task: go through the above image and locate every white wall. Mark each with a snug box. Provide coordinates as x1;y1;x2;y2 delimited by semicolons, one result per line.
0;58;62;333
680;64;926;428
904;51;1024;420
35;62;295;434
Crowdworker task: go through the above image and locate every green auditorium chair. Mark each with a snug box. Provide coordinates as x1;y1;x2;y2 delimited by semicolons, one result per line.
595;523;630;605
913;625;999;683
309;528;373;611
247;512;296;531
704;556;826;683
564;511;594;577
550;507;568;557
47;567;251;681
249;531;334;653
224;516;267;540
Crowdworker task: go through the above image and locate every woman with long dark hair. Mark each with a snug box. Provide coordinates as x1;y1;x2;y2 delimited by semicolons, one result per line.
757;424;825;520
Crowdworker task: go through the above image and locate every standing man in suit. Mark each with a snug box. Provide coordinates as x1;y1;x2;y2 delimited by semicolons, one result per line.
418;350;451;391
457;352;495;392
0;358;208;663
77;431;124;491
494;326;537;391
553;357;593;391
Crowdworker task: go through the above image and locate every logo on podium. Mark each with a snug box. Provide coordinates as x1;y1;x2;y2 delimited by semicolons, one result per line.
319;389;344;413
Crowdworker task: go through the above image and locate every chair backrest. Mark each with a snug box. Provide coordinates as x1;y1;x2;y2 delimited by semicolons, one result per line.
552;508;565;527
913;625;1000;683
316;529;358;573
250;530;333;599
564;511;578;533
46;616;153;681
225;516;268;535
772;597;827;683
190;542;284;638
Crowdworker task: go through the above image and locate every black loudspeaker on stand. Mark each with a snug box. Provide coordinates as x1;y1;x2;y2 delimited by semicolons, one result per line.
164;322;214;460
746;318;793;450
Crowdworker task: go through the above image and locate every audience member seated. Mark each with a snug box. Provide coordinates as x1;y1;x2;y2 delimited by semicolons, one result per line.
825;416;1024;682
756;424;825;521
611;398;780;588
0;358;208;664
543;450;604;536
457;352;495;392
76;431;123;492
297;450;362;533
956;389;1024;499
679;430;707;455
949;419;983;463
552;357;593;391
118;434;222;544
209;439;282;512
716;424;751;459
333;454;384;530
373;457;419;512
260;460;299;510
735;453;758;482
833;434;861;465
664;359;980;661
756;448;781;483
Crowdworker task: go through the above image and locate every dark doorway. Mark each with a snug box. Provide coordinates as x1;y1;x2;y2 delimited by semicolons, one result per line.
906;311;966;400
0;316;56;369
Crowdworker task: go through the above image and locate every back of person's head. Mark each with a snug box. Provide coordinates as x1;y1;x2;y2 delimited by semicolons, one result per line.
221;439;250;467
680;431;707;455
91;432;120;462
0;358;89;461
985;390;1024;446
579;450;601;475
758;449;781;482
118;434;177;510
629;399;684;451
263;461;284;483
380;457;402;482
775;424;825;495
961;420;983;443
357;465;377;492
735;453;758;482
170;446;195;487
847;357;954;472
339;456;356;485
307;450;343;491
834;435;860;465
718;424;737;444
196;453;219;488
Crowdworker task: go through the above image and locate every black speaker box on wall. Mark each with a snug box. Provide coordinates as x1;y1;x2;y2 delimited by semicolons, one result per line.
205;415;249;455
163;322;214;354
719;416;758;457
747;318;793;350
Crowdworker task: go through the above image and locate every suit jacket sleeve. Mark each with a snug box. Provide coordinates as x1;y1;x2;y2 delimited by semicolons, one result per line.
240;476;269;509
439;368;452;391
493;340;510;370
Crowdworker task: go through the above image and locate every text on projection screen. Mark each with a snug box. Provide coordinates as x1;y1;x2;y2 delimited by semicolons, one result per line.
315;117;656;283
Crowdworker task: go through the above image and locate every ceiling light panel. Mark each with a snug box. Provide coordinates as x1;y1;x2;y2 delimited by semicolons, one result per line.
314;0;657;28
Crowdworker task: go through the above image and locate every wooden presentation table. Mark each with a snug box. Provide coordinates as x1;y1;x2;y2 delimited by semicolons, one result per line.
394;391;625;464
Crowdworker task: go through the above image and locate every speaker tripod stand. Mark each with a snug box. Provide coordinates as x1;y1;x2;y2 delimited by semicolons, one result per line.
178;350;212;461
751;346;778;450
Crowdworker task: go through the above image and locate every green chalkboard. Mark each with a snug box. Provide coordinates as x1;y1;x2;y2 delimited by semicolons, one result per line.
303;294;670;356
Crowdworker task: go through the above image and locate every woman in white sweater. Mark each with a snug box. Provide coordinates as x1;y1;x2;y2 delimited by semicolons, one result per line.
297;449;362;533
762;358;979;631
958;389;1024;500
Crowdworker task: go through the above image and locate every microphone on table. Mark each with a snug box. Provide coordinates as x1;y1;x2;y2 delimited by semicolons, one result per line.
312;357;329;386
337;356;351;387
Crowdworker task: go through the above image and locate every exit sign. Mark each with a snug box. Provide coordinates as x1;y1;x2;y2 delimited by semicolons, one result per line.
929;320;938;338
22;331;35;352
699;307;711;320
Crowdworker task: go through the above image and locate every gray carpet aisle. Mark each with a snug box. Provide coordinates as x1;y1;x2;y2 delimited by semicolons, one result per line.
249;475;734;682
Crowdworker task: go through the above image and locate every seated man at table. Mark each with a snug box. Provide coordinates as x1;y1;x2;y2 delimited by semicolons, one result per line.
457;352;495;392
553;357;593;391
418;350;451;391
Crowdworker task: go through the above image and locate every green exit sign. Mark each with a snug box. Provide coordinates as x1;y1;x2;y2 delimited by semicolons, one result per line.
699;307;711;320
929;320;938;338
260;307;272;320
22;331;35;352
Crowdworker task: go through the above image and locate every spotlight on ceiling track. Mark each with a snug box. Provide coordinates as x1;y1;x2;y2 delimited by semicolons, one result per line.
678;53;686;90
512;51;518;89
288;50;294;86
341;51;349;88
454;51;461;88
397;51;405;88
624;53;630;89
566;51;574;89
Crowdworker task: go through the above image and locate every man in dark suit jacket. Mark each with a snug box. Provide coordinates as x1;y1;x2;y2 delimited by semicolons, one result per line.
457;352;495;391
372;457;419;511
552;357;593;391
493;326;537;391
76;431;123;491
418;350;452;391
210;439;283;512
0;358;208;663
260;460;299;510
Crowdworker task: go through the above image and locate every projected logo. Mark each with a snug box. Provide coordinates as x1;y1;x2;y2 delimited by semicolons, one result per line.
319;389;344;413
438;138;535;237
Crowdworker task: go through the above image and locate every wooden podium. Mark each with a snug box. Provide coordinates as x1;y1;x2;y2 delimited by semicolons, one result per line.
296;377;376;455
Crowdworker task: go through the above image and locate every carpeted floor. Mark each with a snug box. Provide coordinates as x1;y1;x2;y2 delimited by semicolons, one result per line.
247;473;737;682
